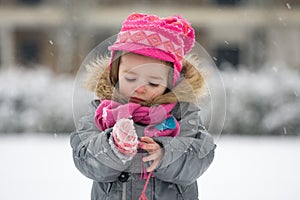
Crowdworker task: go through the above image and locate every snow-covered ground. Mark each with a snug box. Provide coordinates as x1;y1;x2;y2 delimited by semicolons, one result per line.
198;136;300;200
0;134;299;200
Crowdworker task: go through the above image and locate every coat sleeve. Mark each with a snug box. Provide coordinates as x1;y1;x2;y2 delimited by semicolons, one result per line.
70;100;131;182
152;102;216;186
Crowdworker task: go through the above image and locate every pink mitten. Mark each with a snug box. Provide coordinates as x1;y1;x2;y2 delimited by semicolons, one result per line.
112;118;138;156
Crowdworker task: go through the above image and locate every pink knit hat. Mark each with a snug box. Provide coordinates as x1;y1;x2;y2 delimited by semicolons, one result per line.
108;13;195;86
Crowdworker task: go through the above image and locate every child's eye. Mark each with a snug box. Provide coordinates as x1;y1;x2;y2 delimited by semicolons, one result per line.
148;82;159;87
125;77;136;82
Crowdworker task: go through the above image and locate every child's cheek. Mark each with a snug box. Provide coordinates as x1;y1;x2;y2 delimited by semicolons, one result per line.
150;91;158;99
120;85;133;97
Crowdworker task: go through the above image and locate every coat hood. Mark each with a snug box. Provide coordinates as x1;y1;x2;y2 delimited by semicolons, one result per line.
84;55;207;106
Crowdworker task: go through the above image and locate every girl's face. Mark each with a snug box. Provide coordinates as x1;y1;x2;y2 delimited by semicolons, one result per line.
118;53;170;103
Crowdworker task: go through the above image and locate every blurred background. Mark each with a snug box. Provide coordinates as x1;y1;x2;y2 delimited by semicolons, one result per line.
0;0;299;200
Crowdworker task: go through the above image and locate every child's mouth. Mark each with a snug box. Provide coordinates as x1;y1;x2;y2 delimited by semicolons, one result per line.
129;97;145;104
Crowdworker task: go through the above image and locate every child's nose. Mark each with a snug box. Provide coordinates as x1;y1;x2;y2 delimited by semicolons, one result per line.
135;84;146;94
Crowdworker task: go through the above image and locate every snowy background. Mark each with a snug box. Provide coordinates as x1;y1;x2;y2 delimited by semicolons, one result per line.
1;1;299;199
0;68;75;133
1;64;299;135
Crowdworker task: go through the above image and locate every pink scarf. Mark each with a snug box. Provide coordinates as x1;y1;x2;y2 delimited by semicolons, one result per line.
94;99;180;137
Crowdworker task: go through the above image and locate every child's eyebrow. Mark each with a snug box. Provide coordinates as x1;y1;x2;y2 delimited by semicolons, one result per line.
123;70;137;75
122;70;165;81
148;75;164;81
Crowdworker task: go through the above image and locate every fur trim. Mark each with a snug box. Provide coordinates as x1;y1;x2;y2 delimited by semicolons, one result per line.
84;55;207;106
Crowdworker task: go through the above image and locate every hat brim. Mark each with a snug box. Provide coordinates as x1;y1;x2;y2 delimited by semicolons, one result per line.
108;42;175;63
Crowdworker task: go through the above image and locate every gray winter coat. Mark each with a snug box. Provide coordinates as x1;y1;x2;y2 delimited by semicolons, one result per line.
70;99;216;200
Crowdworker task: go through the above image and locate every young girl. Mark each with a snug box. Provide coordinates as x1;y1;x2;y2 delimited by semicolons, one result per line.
70;13;216;200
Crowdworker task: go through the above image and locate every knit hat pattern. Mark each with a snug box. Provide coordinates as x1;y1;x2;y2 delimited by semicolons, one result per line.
109;13;195;85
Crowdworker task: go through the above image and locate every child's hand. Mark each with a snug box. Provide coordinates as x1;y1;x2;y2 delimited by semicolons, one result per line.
139;137;163;172
112;119;138;156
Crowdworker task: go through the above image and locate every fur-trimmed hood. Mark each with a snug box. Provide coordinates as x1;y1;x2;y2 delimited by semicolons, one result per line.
84;55;206;106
